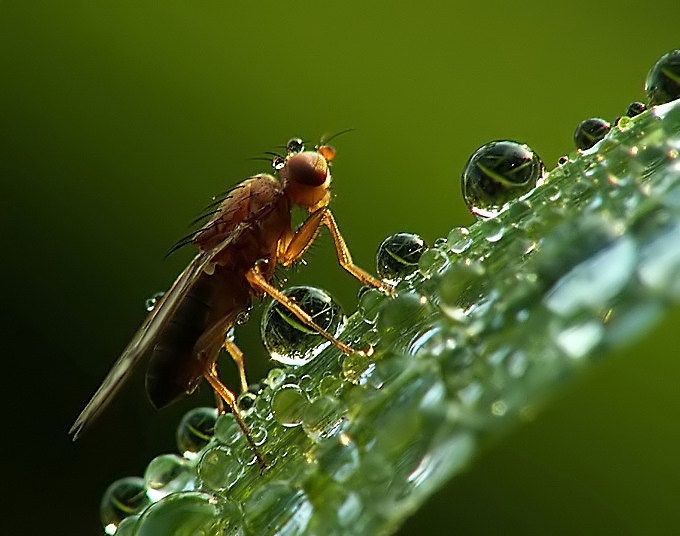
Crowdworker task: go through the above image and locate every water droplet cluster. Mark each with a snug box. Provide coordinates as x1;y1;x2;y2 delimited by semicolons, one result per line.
100;51;680;535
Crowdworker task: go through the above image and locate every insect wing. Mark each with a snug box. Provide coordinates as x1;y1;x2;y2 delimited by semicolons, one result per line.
69;249;220;439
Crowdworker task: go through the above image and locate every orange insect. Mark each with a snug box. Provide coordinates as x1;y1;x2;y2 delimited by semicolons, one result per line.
69;137;390;466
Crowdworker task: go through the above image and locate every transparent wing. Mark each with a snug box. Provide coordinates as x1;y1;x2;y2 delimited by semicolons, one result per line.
69;245;224;440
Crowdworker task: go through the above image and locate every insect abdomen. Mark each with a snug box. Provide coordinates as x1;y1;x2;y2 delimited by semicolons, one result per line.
146;268;249;409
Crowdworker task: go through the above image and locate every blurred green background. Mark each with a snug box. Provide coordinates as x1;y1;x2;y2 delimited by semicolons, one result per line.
2;1;679;534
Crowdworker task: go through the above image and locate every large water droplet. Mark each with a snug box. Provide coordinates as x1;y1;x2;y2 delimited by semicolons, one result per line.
574;117;611;151
134;491;223;536
176;407;217;459
261;286;346;366
645;49;680;106
461;140;544;218
100;477;151;535
144;454;193;501
376;232;427;284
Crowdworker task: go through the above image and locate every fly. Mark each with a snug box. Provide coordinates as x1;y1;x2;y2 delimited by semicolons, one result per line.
69;137;392;467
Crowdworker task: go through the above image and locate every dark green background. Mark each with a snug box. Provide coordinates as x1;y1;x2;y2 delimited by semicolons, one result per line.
2;2;679;534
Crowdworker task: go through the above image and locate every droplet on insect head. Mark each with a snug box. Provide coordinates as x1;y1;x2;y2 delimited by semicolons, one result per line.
144;454;193;502
461;140;544;219
144;292;164;312
261;286;346;366
176;407;217;459
645;49;680;106
376;232;427;284
286;137;305;154
272;155;285;170
100;477;151;535
574;118;611;150
625;101;647;118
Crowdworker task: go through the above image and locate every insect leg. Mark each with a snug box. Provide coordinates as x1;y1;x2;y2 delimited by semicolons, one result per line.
321;210;394;294
204;362;267;470
223;338;249;393
246;266;365;356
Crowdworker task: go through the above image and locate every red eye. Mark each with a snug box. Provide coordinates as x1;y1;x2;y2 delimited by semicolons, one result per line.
287;152;328;186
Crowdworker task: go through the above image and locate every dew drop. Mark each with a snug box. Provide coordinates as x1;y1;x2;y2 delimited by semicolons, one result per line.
214;413;243;445
645;49;680;106
358;288;387;324
266;368;287;389
144;454;193;501
302;395;349;442
625;101;647;118
376;232;428;284
100;477;151;535
197;446;243;491
286;137;305;154
144;292;164;312
574;117;611;151
446;227;471;253
461;140;544;218
418;247;449;278
176;407;217;459
261;286;346;366
315;434;360;482
243;481;313;535
134;491;222;536
271;384;308;427
342;352;373;385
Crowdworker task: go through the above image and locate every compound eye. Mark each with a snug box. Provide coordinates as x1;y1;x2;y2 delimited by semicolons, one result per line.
317;145;336;163
288;152;328;186
286;138;305;154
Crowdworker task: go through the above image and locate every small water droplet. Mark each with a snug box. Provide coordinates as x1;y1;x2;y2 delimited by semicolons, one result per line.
237;391;257;412
557;155;569;166
144;454;193;501
645;49;680;105
376;232;428;284
358;288;387;324
197;446;244;491
298;374;314;392
461;140;544;218
318;374;343;396
243;481;313;535
480;219;505;243
261;286;346;366
446;227;471;253
342;352;374;385
302;395;349;442
271;384;308;427
266;368;287;389
100;477;151;535
315;434;360;482
418;247;449;278
176;407;217;459
214;413;243;445
144;292;164;312
574;117;611;151
438;259;486;321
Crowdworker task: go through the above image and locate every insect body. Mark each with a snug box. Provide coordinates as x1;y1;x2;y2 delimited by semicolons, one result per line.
70;138;390;465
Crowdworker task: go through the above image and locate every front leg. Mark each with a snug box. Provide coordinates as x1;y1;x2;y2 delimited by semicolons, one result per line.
278;208;393;294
